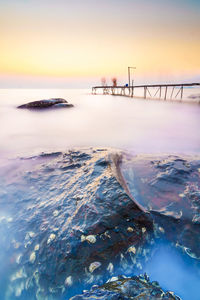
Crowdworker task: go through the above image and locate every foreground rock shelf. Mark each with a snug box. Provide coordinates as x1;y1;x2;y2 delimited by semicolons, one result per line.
0;148;199;299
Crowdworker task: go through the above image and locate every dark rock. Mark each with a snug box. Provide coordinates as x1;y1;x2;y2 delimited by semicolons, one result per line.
0;149;199;299
121;153;200;258
17;98;74;109
0;149;153;300
70;274;181;300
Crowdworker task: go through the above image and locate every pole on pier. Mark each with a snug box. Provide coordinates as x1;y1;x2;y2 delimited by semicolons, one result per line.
128;66;136;90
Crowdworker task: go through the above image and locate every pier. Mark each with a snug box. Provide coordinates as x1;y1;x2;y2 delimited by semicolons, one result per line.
92;83;200;101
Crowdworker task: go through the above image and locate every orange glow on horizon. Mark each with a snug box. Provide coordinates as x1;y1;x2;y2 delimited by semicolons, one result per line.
0;0;200;84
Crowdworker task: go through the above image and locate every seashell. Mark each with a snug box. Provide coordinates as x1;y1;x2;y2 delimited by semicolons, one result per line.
47;233;56;244
34;244;40;251
136;262;142;269
53;210;59;217
29;252;36;263
81;235;96;244
158;227;165;233
16;254;22;264
89;262;101;273
179;193;185;198
15;282;24;297
10;268;26;281
127;227;134;232
81;235;86;242
142;227;146;233
128;246;136;254
65;276;73;287
107;262;114;273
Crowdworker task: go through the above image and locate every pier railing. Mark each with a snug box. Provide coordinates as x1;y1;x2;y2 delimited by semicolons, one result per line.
92;83;200;101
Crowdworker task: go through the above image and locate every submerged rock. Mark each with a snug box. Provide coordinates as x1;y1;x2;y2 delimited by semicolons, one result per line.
70;274;181;299
17;98;74;109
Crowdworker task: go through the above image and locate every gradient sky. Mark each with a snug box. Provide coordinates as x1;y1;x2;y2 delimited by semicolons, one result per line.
0;0;200;87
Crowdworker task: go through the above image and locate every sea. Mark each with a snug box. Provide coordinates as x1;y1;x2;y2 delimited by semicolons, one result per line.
0;88;200;158
0;88;200;300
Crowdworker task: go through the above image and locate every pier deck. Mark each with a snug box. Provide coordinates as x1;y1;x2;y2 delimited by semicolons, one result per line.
92;83;200;101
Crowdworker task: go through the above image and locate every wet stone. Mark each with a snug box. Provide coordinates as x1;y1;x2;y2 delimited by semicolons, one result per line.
70;274;181;300
0;148;153;299
0;148;199;299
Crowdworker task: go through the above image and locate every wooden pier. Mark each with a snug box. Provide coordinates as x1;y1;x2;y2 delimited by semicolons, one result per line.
92;83;200;101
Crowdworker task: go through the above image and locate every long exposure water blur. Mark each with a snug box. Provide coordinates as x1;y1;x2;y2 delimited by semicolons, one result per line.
0;88;200;300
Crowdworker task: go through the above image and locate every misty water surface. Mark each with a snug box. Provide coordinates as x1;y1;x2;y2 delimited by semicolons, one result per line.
0;88;200;158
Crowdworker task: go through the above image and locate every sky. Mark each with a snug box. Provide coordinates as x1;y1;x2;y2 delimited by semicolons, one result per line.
0;0;200;88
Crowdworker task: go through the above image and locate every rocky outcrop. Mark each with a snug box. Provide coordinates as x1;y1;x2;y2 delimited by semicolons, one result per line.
17;98;74;109
0;149;153;300
70;274;181;300
0;149;199;299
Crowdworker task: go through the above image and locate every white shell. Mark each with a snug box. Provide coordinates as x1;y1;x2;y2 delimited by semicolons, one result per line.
47;233;56;244
128;246;136;254
81;235;96;244
53;210;59;217
127;227;134;232
107;262;114;273
65;276;73;286
89;262;101;273
29;252;36;263
34;244;40;251
142;227;146;233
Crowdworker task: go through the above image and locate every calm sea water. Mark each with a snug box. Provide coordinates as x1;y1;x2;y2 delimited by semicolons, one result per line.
0;88;200;159
0;88;200;300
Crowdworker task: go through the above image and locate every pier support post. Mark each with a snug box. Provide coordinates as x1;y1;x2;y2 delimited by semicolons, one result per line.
164;86;168;100
180;86;183;99
144;86;147;99
159;86;162;99
170;87;175;99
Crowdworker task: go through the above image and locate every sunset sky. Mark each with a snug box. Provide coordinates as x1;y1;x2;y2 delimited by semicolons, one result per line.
0;0;200;87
